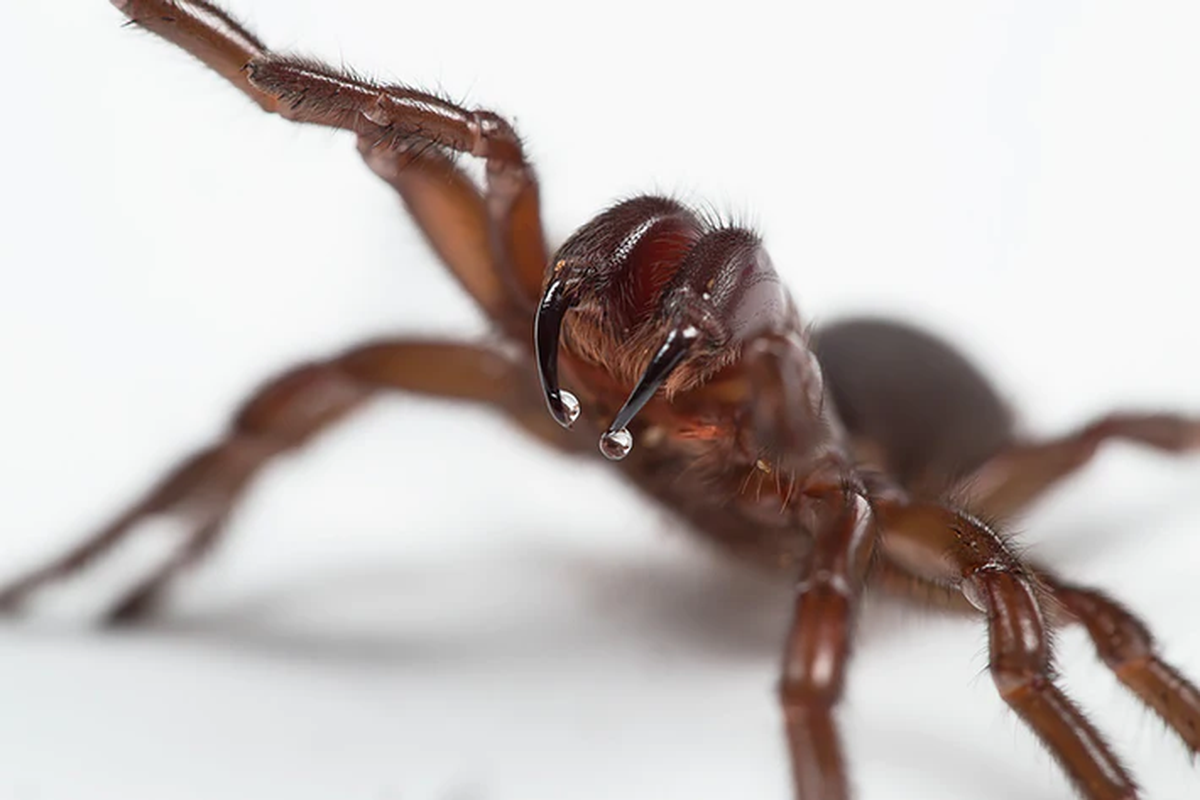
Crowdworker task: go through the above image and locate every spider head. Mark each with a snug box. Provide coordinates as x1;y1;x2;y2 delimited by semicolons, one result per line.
535;197;800;461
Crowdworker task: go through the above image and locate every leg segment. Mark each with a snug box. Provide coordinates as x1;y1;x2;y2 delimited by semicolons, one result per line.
873;553;1200;759
113;0;549;326
0;339;565;622
877;501;1138;800
1044;576;1200;755
106;519;224;623
962;413;1200;519
110;0;270;105
779;492;875;800
357;140;532;336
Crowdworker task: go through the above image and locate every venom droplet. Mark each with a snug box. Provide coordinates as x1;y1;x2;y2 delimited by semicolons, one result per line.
554;390;581;427
599;428;633;460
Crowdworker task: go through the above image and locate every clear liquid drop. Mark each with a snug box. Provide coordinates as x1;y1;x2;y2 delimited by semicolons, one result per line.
554;390;581;427
961;578;988;613
599;428;633;460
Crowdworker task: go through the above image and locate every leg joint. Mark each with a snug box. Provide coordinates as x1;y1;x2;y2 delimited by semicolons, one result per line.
1057;586;1155;670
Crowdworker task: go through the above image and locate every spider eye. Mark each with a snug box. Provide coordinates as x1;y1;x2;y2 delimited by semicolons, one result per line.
598;324;701;461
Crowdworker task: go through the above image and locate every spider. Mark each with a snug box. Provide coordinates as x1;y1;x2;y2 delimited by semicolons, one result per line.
3;2;1198;799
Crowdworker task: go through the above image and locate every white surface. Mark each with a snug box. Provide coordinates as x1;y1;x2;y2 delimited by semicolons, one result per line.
2;1;1199;798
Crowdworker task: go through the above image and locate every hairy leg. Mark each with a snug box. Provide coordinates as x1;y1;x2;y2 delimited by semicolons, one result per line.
961;413;1200;519
0;339;571;622
877;501;1138;800
873;550;1200;759
112;0;549;330
1041;574;1200;755
779;490;874;800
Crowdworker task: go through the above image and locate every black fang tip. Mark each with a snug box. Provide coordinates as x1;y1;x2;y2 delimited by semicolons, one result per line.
600;325;701;459
534;276;580;428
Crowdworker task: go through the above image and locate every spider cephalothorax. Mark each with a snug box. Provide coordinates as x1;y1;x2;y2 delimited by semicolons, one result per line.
534;195;817;461
4;3;1198;799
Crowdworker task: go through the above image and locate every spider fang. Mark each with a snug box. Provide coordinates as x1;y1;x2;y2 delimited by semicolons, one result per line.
598;324;701;460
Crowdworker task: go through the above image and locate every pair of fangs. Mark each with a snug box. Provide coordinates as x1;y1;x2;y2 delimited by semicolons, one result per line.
535;275;701;461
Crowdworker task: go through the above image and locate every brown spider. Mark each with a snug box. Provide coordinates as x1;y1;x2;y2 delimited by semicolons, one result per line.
3;2;1199;799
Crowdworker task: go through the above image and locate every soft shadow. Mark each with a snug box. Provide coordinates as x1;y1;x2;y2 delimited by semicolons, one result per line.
6;460;1194;669
861;723;1065;800
137;539;800;668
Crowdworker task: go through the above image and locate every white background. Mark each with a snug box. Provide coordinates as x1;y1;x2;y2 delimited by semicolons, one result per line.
2;1;1199;798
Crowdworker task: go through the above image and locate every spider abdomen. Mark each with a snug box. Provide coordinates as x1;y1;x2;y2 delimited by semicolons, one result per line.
814;319;1014;491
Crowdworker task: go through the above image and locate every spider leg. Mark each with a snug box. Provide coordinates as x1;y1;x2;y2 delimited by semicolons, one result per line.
959;413;1200;519
874;552;1200;758
779;491;874;800
0;339;571;624
1041;575;1200;756
356;140;541;337
113;0;549;331
877;501;1139;800
103;519;225;623
718;334;878;798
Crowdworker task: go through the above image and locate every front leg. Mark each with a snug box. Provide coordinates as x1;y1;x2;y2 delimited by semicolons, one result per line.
112;0;550;328
780;490;875;800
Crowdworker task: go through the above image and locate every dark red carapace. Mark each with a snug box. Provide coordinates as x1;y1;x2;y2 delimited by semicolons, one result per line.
4;3;1199;799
